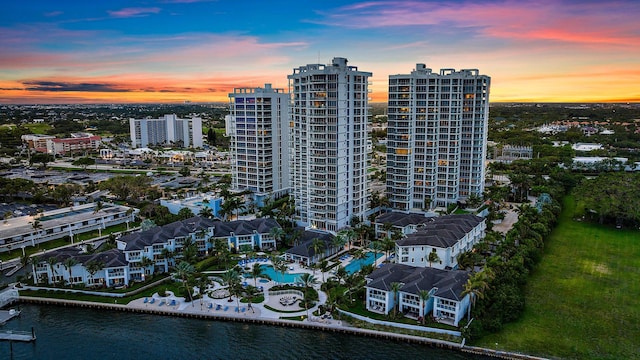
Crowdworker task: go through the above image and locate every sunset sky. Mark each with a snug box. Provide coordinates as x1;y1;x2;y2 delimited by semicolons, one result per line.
1;0;639;104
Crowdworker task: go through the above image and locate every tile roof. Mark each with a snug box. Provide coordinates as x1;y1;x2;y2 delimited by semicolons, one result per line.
396;214;484;248
120;216;280;251
366;263;470;301
375;212;433;228
284;230;335;258
38;248;128;268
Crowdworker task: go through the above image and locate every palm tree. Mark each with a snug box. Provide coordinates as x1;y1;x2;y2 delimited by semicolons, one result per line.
47;257;58;286
269;227;285;248
198;206;214;219
370;241;383;266
220;197;244;220
428;251;440;268
93;200;104;214
140;256;155;276
319;259;330;282
344;273;363;303
332;232;347;252
418;289;431;324
298;273;318;320
308;238;325;270
461;269;493;320
214;238;231;270
250;263;264;287
333;266;348;285
271;256;287;285
173;261;196;303
63;258;78;286
382;236;396;260
221;268;242;309
29;255;40;284
161;248;175;272
341;228;356;250
381;222;394;238
85;260;104;286
30;219;43;246
390;282;402;317
197;276;210;309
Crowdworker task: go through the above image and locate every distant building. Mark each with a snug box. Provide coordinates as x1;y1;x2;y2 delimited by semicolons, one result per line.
129;114;202;148
46;133;101;155
227;84;291;205
0;202;137;253
572;143;603;152
495;145;533;163
289;57;371;232
386;64;490;211
21;134;56;152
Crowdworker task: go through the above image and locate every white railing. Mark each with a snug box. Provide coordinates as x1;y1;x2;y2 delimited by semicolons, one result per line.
0;287;19;307
267;289;304;298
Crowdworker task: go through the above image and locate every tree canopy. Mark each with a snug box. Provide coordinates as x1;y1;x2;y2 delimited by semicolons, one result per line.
574;172;640;227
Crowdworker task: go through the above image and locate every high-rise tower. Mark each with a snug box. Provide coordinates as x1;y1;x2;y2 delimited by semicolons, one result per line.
288;57;372;232
386;64;490;211
227;84;290;205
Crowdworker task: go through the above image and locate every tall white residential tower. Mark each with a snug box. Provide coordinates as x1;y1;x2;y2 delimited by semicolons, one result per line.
129;114;202;148
227;84;291;205
386;64;490;211
288;57;371;233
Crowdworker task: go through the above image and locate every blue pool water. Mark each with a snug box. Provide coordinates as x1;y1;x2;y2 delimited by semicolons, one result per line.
345;252;383;274
245;265;304;284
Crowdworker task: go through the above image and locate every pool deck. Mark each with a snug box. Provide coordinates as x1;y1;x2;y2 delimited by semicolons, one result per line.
126;273;337;325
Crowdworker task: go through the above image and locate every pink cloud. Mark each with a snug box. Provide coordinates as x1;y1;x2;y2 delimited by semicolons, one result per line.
311;1;640;47
108;7;162;18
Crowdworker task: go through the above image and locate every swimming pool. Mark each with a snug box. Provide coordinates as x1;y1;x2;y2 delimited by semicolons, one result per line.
345;252;383;274
244;265;304;284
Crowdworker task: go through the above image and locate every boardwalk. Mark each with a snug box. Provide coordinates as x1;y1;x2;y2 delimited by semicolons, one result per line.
0;309;21;325
0;329;36;342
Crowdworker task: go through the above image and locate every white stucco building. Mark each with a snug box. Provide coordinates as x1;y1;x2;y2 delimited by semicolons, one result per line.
289;57;371;233
32;216;282;287
129;114;203;148
365;263;471;326
395;214;486;270
227;84;291;205
386;65;490;210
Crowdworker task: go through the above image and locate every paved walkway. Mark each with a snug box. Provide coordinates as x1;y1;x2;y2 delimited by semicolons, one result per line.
126;268;341;325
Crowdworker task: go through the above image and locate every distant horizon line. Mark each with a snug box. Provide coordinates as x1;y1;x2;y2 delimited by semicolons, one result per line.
2;101;639;106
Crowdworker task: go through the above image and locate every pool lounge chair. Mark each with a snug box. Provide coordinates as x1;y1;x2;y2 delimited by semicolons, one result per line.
241;307;246;313
143;297;148;303
158;300;165;307
223;306;229;311
170;299;176;306
215;304;221;311
149;298;156;304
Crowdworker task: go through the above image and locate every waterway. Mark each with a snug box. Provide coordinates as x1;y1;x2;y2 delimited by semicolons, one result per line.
2;305;492;360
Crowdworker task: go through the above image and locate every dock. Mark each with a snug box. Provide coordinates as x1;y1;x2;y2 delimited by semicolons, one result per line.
0;309;21;325
0;329;36;342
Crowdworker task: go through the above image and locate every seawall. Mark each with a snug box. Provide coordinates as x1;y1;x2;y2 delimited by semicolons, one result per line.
19;296;547;360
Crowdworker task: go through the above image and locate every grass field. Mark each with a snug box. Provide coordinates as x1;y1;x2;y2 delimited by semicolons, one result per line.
476;196;640;359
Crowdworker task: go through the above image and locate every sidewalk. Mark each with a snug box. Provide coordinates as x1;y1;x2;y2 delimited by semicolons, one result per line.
125;274;340;325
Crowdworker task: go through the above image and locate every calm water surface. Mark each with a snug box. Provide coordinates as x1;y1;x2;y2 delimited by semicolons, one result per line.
2;305;490;360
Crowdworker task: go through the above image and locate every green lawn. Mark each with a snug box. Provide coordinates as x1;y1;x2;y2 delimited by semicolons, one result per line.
476;196;640;359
